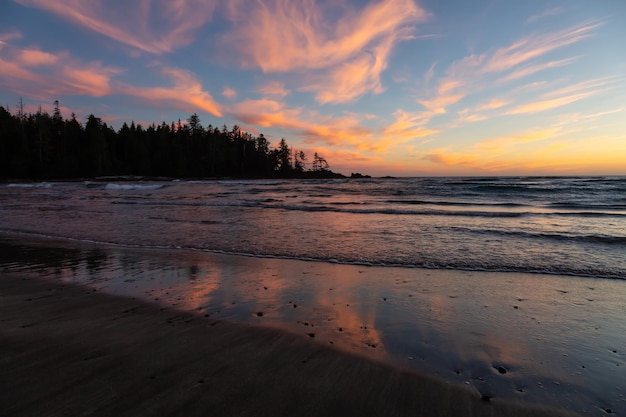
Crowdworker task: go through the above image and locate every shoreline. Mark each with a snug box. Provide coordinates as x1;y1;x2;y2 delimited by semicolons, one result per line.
0;272;579;417
1;235;623;416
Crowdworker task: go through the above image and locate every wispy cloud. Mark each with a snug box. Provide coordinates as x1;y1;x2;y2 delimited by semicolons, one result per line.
14;0;218;54
0;41;121;98
0;37;221;115
423;128;558;172
483;20;601;74
18;49;59;66
422;19;600;109
382;109;439;142
229;98;383;151
422;103;626;173
0;31;22;49
502;56;579;82
222;0;427;103
506;76;617;115
257;81;290;99
526;6;565;24
221;86;237;100
124;67;222;116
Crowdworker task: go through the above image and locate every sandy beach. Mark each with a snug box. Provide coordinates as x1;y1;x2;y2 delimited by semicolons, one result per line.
1;271;583;417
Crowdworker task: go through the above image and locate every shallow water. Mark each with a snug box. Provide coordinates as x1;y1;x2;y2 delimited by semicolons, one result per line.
1;235;624;416
1;177;625;278
2;177;625;415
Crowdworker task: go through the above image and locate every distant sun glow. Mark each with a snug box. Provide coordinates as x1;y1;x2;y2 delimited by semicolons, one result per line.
1;0;625;176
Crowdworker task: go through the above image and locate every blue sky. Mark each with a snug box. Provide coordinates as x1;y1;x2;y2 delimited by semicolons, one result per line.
1;0;625;175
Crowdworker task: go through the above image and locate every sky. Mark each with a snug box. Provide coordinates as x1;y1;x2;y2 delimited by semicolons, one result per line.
1;0;625;176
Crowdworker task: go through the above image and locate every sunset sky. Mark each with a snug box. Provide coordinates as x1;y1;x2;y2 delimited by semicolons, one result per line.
1;0;625;176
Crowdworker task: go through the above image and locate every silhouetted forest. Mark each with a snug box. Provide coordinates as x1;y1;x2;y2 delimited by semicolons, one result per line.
0;101;345;180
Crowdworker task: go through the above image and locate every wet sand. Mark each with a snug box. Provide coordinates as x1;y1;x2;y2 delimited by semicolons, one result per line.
0;273;580;417
1;235;624;416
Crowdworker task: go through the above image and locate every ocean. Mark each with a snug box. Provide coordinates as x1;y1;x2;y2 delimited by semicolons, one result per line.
2;176;625;279
1;176;625;415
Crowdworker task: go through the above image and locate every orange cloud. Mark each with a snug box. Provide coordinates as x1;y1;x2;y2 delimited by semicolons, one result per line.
0;41;120;98
222;0;427;103
123;67;222;116
15;0;218;54
477;99;509;111
475;129;558;154
229;98;384;151
382;109;439;142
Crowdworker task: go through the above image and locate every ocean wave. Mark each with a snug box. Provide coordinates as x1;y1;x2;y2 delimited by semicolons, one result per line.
385;199;525;207
7;182;53;188
104;183;166;191
2;230;624;281
463;228;626;246
104;198;625;218
549;202;626;210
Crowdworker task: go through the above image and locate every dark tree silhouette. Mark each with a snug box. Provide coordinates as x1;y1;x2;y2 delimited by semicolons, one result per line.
0;102;345;180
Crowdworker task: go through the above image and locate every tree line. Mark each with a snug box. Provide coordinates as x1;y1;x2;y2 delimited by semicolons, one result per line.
0;101;343;180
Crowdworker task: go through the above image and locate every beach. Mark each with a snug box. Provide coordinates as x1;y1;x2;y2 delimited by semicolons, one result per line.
1;235;624;416
1;177;624;415
2;268;583;417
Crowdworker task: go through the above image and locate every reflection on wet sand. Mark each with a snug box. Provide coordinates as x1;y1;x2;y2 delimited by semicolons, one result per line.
1;235;624;415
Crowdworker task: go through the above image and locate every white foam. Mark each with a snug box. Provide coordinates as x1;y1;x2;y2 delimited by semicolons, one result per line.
104;183;164;191
7;182;53;188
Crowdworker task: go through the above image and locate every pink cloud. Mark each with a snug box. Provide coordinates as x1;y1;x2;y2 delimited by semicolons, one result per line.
0;42;120;98
222;0;427;103
123;67;222;116
526;7;565;24
0;31;23;48
221;86;237;100
14;0;218;54
257;81;290;99
484;22;600;73
50;60;122;97
228;98;382;151
18;49;58;66
506;77;616;115
415;20;604;118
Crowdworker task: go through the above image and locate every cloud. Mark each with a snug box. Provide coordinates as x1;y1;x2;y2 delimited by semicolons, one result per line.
257;81;290;99
526;6;565;24
418;20;603;117
18;49;58;66
222;0;427;103
474;129;558;155
0;31;22;49
0;36;221;115
221;86;237;99
506;76;616;115
0;41;120;98
56;62;120;96
229;98;384;151
382;109;439;142
477;99;509;111
123;67;222;116
14;0;218;54
502;57;579;82
483;20;601;74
